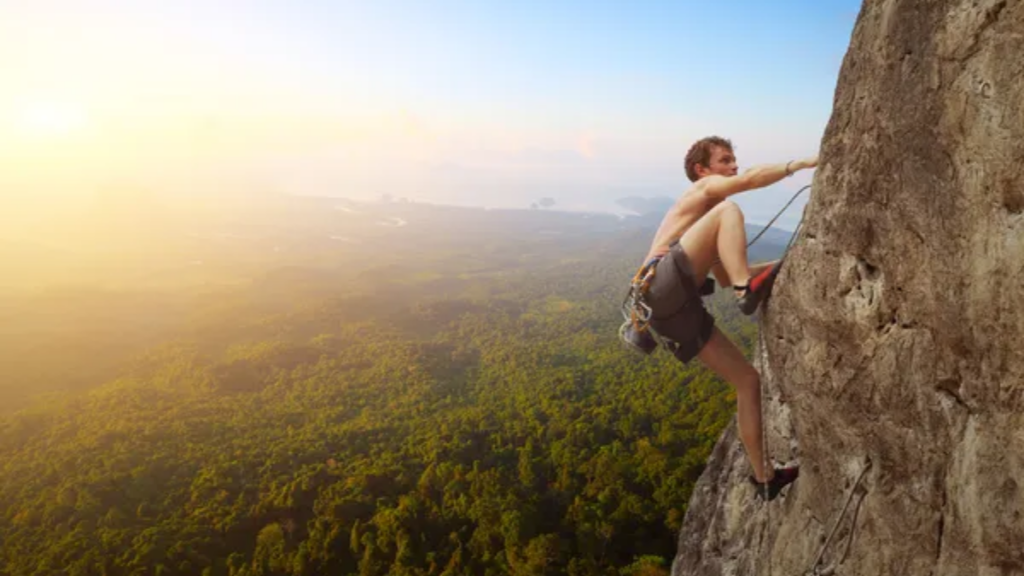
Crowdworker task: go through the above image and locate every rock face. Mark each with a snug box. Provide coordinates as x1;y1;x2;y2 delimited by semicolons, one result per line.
673;1;1024;575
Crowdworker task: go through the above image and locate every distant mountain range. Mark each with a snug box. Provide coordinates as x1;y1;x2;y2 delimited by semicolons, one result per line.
615;195;677;216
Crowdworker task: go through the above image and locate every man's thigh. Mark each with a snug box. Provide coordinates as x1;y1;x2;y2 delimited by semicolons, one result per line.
678;204;729;281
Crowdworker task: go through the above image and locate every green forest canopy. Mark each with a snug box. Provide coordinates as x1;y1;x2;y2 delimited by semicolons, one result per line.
1;194;784;576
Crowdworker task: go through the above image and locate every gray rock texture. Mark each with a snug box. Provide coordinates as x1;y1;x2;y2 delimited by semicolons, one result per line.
673;1;1024;574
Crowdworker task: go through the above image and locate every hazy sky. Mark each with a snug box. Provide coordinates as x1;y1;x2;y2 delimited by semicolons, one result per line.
1;0;862;228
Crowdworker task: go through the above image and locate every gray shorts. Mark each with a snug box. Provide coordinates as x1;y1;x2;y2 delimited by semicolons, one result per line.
644;244;716;364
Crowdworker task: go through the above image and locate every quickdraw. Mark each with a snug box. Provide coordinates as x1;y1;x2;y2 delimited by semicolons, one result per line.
618;255;665;355
623;255;662;331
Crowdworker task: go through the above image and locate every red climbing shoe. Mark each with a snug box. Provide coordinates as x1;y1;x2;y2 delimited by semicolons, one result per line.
749;465;800;502
735;258;785;316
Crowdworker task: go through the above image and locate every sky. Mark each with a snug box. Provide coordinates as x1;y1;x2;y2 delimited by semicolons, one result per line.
0;0;863;229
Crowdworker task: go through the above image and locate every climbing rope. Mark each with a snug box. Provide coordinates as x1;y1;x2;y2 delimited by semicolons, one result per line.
711;183;811;269
744;190;874;576
753;185;811;497
748;184;811;251
806;459;873;576
757;325;774;576
749;185;811;576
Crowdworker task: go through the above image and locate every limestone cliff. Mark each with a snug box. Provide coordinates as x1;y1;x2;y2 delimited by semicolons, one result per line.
672;1;1024;575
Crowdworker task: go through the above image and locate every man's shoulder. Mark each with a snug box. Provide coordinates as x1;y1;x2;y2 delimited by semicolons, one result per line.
677;183;713;209
693;174;730;189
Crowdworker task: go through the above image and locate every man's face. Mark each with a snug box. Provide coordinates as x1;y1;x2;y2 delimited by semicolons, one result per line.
702;146;738;177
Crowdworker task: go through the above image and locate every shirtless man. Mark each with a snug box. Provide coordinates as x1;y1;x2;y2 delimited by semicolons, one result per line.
639;136;817;500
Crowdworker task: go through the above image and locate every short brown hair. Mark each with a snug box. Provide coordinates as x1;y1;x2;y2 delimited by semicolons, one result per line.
685;136;733;182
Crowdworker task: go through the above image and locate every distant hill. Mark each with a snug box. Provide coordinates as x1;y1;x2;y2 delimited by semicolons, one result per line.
0;192;795;416
615;195;675;216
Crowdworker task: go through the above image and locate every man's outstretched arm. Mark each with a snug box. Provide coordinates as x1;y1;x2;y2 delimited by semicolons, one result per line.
701;156;818;202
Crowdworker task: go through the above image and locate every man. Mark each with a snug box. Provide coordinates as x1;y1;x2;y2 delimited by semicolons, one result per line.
637;136;817;500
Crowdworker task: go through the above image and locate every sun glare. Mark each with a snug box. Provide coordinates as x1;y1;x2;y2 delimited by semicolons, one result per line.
16;101;88;138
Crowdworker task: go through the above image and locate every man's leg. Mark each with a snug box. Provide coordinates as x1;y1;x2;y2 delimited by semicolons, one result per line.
674;200;795;490
678;200;751;288
680;200;783;315
695;326;772;482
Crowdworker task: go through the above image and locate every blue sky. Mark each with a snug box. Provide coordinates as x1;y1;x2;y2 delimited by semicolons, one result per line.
2;0;862;228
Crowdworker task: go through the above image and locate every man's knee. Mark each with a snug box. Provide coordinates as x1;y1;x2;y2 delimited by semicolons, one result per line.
715;199;744;222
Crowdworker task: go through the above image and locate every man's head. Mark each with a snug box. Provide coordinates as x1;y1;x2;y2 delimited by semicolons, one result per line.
685;136;738;181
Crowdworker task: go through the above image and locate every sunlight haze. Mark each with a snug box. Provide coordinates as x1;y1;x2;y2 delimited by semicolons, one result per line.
2;0;859;224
